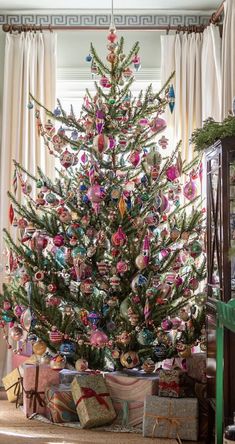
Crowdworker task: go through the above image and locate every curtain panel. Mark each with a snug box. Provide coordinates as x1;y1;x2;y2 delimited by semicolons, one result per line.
0;31;57;381
161;25;221;162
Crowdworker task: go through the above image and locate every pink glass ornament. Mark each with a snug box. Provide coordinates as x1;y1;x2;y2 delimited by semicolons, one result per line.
53;234;64;247
100;76;109;88
93;134;109;153
116;260;128;274
109;137;116;149
166;165;180;181
159;192;168;212
129;151;140;167
183;177;197;201
139;118;149;126
60;150;74;169
150;117;167;133
158;135;169;149
161;318;173;331
111;226;127;246
3;301;11;310
175;276;183;287
90;330;108;347
87;184;105;203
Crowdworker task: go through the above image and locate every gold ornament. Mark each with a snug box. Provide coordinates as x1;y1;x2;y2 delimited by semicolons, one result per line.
75;358;89;372
116;331;131;345
50;354;66;370
32;340;47;356
142;358;155;374
120;351;140;369
118;196;126;218
178;346;192;358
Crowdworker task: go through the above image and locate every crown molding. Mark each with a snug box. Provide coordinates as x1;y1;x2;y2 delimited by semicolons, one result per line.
0;13;211;28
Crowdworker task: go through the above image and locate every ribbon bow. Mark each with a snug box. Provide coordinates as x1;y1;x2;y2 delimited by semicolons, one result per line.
159;381;180;392
25;389;45;409
76;387;110;410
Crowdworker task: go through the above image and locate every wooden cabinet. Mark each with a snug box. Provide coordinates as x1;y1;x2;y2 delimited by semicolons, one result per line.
206;137;235;426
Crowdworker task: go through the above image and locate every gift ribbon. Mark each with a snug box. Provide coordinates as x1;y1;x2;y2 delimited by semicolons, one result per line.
76;387;110;410
159;381;180;393
6;372;23;408
23;364;45;415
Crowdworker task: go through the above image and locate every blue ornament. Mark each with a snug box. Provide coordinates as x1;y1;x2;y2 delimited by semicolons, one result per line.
55;247;66;267
168;84;175;113
82;195;89;204
59;341;76;357
141;175;147;184
126;197;132;210
80;184;87;191
138;275;147;286
27;101;34;109
102;304;110;316
2;313;13;323
137;328;154;345
53;106;61;116
154;343;167;359
71;245;86;257
71;130;78;141
87;311;101;327
45;192;57;204
85;54;92;62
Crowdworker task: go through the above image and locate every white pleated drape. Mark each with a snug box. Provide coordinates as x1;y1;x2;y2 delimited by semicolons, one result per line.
161;25;221;162
0;31;57;381
221;0;235;118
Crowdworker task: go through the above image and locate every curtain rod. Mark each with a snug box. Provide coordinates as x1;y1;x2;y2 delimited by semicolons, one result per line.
2;23;209;33
211;0;224;24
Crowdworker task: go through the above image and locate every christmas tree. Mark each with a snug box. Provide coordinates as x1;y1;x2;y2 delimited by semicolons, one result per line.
0;26;206;372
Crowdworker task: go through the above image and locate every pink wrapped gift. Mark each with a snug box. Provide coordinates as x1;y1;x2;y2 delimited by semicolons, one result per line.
161;358;187;371
186;353;207;383
23;364;60;418
105;372;159;427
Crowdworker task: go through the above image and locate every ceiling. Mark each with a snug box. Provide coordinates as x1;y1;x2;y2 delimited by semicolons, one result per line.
0;0;221;12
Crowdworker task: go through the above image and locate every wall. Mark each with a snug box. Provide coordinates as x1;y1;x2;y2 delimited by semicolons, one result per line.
57;29;162;69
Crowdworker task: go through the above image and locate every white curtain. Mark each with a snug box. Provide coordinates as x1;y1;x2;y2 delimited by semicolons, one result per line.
161;25;221;162
201;25;222;122
221;0;235;118
0;31;57;381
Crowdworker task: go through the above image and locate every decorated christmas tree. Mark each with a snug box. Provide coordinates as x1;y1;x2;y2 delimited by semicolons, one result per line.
0;26;206;372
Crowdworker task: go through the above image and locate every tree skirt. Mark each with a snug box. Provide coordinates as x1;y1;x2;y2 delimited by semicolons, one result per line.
32;414;177;443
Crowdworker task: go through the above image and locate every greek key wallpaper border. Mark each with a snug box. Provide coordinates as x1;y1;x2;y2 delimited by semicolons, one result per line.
0;14;211;28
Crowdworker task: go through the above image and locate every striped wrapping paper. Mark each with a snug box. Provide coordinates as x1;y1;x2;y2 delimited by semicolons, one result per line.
45;384;79;423
105;372;159;428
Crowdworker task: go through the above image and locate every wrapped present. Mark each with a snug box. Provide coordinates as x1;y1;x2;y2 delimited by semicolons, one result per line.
186;353;207;383
105;372;159;427
71;374;116;428
18;340;33;357
158;368;189;398
2;367;23;406
59;369;103;385
23;364;60;417
143;395;199;440
45;384;78;423
59;370;80;385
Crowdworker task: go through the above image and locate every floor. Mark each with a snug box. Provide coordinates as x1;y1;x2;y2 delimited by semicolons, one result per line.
0;393;202;444
0;398;176;444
